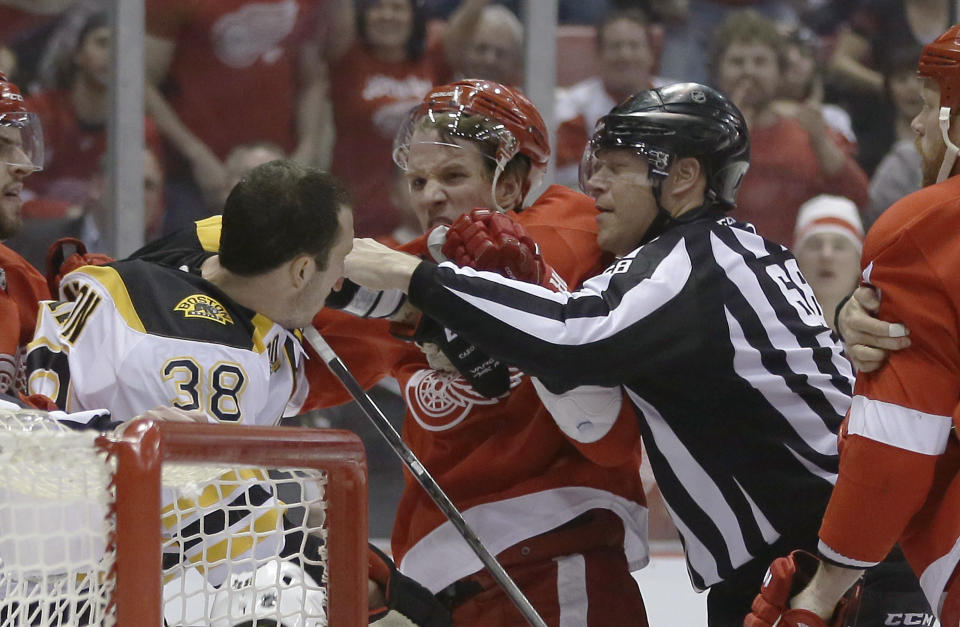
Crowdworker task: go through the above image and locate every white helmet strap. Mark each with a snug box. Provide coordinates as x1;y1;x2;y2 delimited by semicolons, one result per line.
938;106;959;183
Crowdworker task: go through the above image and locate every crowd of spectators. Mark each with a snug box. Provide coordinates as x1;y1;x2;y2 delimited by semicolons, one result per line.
0;0;933;250
0;0;940;539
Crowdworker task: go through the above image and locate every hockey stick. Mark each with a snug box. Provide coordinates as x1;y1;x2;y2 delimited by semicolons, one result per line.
302;326;547;627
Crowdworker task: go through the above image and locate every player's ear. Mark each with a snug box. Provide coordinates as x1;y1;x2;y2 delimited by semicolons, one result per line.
289;254;315;289
664;157;704;207
671;157;702;188
494;168;523;211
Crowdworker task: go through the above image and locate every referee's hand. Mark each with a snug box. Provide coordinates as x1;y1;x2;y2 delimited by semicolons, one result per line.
345;238;422;293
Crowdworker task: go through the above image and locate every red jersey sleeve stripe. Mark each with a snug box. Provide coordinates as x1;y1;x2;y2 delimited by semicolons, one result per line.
848;395;952;455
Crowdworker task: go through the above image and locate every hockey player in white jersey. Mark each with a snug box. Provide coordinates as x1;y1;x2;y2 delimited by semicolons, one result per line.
24;160;353;623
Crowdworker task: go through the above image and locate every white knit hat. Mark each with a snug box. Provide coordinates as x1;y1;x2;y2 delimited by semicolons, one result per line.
793;195;864;252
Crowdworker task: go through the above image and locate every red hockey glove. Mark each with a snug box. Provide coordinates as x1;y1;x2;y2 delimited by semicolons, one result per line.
368;543;452;626
18;392;59;412
745;551;860;627
437;209;559;289
45;237;114;296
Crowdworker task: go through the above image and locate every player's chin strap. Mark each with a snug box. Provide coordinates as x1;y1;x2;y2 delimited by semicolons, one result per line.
938;106;960;183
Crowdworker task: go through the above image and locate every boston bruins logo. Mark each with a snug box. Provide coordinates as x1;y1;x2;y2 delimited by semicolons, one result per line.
174;294;234;325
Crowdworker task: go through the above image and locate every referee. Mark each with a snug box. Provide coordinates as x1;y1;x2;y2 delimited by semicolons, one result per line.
343;84;922;625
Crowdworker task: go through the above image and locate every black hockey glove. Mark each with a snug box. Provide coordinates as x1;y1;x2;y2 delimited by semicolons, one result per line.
390;312;512;399
368;543;452;627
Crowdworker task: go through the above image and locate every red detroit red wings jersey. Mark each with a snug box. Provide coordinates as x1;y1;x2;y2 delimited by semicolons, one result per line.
819;175;960;605
25;89;163;203
146;0;316;160
328;40;448;237
0;244;49;395
303;186;649;592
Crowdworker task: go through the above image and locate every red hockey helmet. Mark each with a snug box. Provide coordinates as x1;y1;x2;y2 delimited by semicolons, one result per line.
0;73;43;171
393;79;550;207
918;23;960;110
918;24;960;181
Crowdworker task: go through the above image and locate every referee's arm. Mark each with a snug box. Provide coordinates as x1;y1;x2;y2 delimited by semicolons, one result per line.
343;237;691;388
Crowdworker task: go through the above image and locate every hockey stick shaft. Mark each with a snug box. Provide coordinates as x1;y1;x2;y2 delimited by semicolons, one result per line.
302;326;547;627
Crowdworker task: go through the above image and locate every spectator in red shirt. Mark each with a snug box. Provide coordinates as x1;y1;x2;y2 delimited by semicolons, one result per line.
144;0;331;227
325;0;451;238
25;11;163;207
710;10;870;247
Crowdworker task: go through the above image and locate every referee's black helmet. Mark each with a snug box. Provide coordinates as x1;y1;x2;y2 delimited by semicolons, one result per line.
581;82;750;209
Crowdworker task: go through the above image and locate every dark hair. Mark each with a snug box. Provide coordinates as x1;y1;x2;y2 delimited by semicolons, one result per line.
356;0;427;61
708;9;785;83
57;10;109;88
76;11;109;54
219;160;351;276
880;44;924;78
596;8;649;50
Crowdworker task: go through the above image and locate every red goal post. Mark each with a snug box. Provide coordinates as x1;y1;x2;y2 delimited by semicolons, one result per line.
0;414;368;626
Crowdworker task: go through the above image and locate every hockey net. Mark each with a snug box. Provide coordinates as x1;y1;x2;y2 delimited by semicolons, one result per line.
0;410;368;626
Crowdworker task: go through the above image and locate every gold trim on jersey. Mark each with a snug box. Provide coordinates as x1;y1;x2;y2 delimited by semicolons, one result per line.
190;506;285;567
27;369;60;402
73;265;146;333
25;332;68;354
196;216;222;253
250;314;273;353
159;467;285;581
173;294;234;325
160;468;270;531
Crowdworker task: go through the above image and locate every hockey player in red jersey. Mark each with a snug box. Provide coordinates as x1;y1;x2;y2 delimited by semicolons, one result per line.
307;80;650;625
746;23;960;627
0;72;48;397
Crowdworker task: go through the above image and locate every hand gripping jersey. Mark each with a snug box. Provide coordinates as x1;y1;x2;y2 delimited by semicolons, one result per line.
305;186;651;596
25;259;309;586
818;175;960;611
0;243;50;395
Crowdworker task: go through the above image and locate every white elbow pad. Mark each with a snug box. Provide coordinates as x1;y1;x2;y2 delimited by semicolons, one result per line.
338;284;406;318
532;379;622;443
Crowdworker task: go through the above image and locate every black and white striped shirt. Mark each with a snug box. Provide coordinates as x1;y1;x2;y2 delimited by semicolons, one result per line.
408;214;853;590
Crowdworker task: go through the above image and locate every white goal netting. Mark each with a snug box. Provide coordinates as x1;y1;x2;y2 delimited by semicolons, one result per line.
0;409;357;627
0;411;115;627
